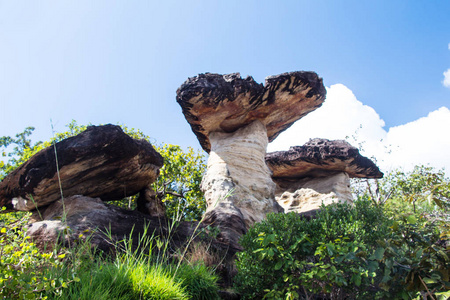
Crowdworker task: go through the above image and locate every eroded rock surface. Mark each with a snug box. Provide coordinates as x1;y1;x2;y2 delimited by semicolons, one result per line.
27;195;171;252
0;125;163;212
201;120;282;244
276;172;353;214
177;72;326;153
266;138;383;179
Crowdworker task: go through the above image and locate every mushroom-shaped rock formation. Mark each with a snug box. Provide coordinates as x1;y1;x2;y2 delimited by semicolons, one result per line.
176;72;326;238
266;138;383;215
0;124;164;214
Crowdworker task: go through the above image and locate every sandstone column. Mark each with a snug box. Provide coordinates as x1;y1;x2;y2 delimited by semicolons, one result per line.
202;120;277;228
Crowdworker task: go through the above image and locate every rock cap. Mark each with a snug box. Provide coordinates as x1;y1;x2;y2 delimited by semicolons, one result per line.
0;124;163;211
176;71;326;152
266;138;383;179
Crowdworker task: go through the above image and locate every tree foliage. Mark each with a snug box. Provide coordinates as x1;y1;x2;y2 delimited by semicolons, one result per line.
153;144;206;221
353;165;450;241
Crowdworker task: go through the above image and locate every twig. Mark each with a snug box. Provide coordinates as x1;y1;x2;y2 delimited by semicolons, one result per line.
418;275;435;300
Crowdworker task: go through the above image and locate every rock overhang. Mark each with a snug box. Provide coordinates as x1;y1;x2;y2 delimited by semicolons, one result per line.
0;124;164;212
266;138;384;180
176;71;326;153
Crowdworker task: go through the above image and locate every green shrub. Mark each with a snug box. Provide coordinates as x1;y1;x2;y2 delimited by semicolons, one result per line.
234;201;449;299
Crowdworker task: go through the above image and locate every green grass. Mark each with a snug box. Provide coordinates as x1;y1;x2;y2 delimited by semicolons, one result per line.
54;258;189;300
171;263;220;300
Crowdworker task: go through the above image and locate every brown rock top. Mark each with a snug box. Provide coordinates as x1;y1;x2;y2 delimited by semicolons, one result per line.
266;138;383;179
176;72;326;152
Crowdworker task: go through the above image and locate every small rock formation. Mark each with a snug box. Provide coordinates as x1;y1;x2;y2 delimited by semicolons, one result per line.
27;195;236;255
177;72;326;243
0;124;164;214
266;138;383;215
26;195;162;252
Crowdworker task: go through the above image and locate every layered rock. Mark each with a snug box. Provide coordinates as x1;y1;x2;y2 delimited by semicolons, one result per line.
266;138;383;180
0;125;163;213
177;72;326;243
201;120;279;230
266;139;383;214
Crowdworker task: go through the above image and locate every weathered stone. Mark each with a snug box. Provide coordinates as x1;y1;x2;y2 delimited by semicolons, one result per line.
266;138;383;180
26;195;241;276
136;187;166;217
275;172;353;214
0;125;163;212
177;72;326;153
201;120;282;230
27;195;171;252
26;195;196;252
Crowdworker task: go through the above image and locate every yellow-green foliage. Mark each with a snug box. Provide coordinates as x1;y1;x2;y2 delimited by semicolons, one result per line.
0;210;80;299
154;144;206;221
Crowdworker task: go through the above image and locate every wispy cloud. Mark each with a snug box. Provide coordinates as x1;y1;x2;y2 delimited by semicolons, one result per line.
268;84;450;174
444;43;450;88
443;69;450;88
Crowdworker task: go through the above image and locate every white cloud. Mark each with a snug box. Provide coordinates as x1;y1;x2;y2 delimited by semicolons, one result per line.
383;107;450;172
269;84;385;151
268;84;450;174
448;42;450;50
443;69;450;88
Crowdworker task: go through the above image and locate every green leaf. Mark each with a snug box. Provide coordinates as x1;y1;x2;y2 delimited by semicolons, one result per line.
422;277;437;284
326;244;335;256
370;247;385;260
407;215;417;224
274;261;283;270
435;290;450;300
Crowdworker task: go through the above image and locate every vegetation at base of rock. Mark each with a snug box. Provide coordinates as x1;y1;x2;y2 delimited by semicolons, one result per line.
235;166;450;299
0;121;207;221
0;209;220;299
235;202;388;299
0;210;83;299
170;263;221;300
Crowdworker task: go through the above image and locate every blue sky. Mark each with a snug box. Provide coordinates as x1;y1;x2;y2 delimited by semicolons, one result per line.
1;1;449;172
